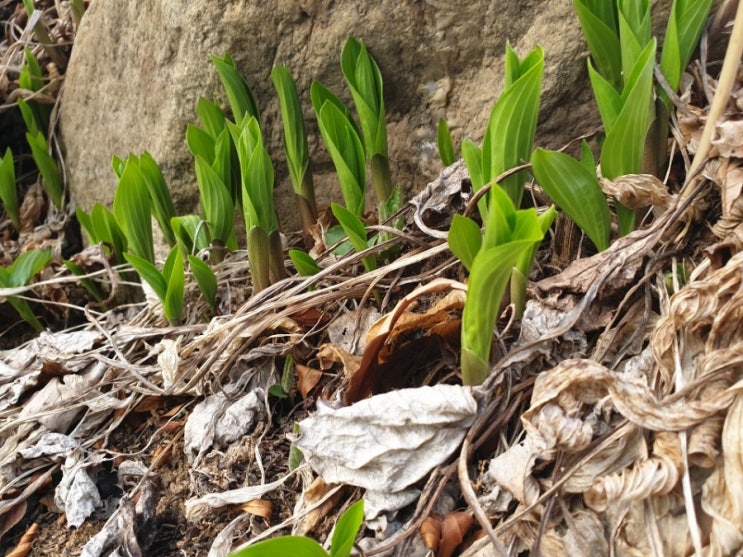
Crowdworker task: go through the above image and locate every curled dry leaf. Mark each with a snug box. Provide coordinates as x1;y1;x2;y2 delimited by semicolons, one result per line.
410;159;471;238
439;510;474;557
419;516;442;552
316;344;361;377
712;118;743;158
539;509;608;557
701;394;743;555
6;522;38;557
345;278;466;404
584;432;682;512
600;174;671;213
296;363;323;398
239;499;273;521
294;476;343;537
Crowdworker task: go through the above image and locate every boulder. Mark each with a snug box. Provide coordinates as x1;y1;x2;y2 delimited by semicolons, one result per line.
60;0;599;232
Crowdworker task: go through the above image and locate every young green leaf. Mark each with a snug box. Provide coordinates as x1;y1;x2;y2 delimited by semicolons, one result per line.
310;81;363;148
172;215;209;256
163;247;184;324
228;535;328;557
572;0;622;90
531;148;611;251
18;49;50;134
89;203;128;263
461;240;534;385
194;156;235;245
113;161;154;263
26;131;64;209
211;53;260;124
659;0;713;106
289;249;321;276
271;65;310;195
437;118;456;166
137;152;176;246
341;37;392;204
480;44;543;207
331;203;375;271
330;499;364;557
315;102;366;217
195;97;227;138
617;0;651;82
0;248;52;332
188;255;217;312
124;252;167;302
0;148;20;232
461;139;484;192
272;65;317;237
447;214;482;271
111;155;127;178
5;248;52;288
186;124;216;163
236;117;278;233
599;38;656;179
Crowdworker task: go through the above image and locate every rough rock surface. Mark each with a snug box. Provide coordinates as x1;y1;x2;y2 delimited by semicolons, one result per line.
61;0;600;232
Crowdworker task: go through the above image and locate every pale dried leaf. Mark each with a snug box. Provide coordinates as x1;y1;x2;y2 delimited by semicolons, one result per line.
294;385;476;492
600;174;671;212
184;472;295;522
183;389;264;465
701;394;743;555
712;119;743;158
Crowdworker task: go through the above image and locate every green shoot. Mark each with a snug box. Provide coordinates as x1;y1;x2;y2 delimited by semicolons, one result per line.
437;118;456;166
288;249;321;276
113;159;154;263
77;204;128;264
465;44;543;213
17;49;50;136
331;203;376;272
25;131;64;209
194;156;235;248
531;147;611;251
0;148;20;232
211;53;260;125
271;65;317;242
125;152;177;247
228;499;364;557
449;184;553;383
572;0;622;89
188;255;218;313
341;37;392;207
171;215;210;257
659;0;713;108
589;38;656;234
234;116;284;291
125;247;185;325
0;248;52;332
313;96;366;217
460;240;536;385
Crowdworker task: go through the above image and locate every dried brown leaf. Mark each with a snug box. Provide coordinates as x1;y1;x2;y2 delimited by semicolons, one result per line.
439;510;473;557
600;174;671;213
419;516;441;552
239;499;273;521
296;363;323;398
5;522;38;557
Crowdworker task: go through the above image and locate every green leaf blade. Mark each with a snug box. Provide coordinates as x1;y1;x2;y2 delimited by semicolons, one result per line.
531;148;611;251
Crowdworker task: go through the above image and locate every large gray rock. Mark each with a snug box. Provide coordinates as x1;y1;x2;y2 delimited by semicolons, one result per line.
60;0;598;231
